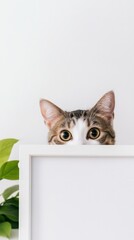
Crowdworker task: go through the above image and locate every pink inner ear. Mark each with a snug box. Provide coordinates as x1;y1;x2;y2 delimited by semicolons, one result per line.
97;91;115;114
40;99;64;128
46;113;61;127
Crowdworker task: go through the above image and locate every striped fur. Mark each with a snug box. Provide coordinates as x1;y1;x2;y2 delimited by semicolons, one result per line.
40;91;115;145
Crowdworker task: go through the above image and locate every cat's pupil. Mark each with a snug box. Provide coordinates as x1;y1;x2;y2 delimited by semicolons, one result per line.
63;131;69;139
91;129;98;137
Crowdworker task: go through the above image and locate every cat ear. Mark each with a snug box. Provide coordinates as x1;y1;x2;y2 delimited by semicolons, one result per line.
40;99;64;128
93;91;115;121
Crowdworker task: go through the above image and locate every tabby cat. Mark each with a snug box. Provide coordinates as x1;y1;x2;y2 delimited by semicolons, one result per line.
40;91;115;145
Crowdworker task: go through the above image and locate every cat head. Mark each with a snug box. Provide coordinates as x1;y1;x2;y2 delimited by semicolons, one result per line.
40;91;115;145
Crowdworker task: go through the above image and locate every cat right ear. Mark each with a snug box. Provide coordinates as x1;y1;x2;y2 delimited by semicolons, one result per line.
39;99;64;128
93;91;115;122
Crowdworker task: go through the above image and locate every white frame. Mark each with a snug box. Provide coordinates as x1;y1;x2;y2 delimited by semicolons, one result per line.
19;145;134;240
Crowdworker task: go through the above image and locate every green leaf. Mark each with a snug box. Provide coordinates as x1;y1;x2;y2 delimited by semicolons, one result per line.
4;198;19;208
0;139;18;167
0;198;19;229
2;185;19;200
0;161;19;180
0;222;11;238
3;216;18;229
0;215;6;223
0;204;18;222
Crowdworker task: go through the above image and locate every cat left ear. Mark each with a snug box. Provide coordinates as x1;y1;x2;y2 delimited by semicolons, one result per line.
40;99;64;128
93;91;115;121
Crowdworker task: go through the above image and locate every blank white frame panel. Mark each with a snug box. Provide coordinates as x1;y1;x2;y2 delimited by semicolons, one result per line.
19;145;134;240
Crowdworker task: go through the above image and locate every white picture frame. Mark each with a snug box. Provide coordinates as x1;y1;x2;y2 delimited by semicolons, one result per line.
19;145;134;240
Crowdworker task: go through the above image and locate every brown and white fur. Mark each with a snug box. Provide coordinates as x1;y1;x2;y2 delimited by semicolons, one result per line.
40;91;115;145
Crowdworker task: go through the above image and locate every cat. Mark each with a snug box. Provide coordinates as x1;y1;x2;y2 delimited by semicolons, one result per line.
39;91;115;145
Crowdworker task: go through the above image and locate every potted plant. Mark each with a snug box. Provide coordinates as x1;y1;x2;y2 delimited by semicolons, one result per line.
0;139;19;239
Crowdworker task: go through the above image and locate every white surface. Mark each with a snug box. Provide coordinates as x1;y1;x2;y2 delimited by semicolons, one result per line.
19;145;134;240
32;157;134;240
10;230;18;240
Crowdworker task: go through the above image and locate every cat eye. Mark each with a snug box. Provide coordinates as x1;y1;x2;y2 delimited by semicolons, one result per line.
87;128;100;140
60;130;72;141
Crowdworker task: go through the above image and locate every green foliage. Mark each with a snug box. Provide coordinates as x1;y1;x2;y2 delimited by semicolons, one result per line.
2;185;19;201
0;198;19;222
0;222;12;239
0;139;19;239
0;139;18;168
0;161;19;180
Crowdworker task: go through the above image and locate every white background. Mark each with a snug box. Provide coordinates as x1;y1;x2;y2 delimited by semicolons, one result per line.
0;0;134;239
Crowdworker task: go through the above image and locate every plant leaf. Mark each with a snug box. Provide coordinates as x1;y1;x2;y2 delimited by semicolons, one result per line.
0;198;19;228
3;216;18;229
0;139;18;167
2;185;19;200
0;215;6;223
0;204;18;222
4;198;19;208
0;161;19;180
0;222;11;238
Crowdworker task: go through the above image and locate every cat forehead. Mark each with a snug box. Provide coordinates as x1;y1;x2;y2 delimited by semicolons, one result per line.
72;118;88;133
59;111;89;129
66;109;86;119
59;110;100;129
